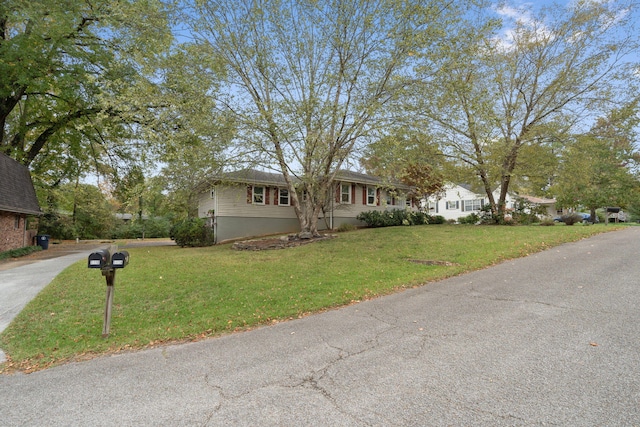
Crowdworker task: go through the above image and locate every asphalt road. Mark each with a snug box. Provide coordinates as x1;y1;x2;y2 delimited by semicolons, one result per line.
1;229;639;426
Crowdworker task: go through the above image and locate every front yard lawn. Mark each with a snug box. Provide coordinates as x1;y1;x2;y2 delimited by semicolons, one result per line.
0;223;625;373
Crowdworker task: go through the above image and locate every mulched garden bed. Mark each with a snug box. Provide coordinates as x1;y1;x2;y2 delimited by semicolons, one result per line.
232;234;336;251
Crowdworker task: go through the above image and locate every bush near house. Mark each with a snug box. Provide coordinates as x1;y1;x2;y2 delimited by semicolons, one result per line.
356;209;443;228
171;217;215;247
458;213;480;224
0;245;42;261
561;213;584;226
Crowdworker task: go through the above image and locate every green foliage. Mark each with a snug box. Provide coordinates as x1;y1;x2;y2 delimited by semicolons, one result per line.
37;182;117;239
37;213;78;240
552;105;640;213
429;215;446;225
0;246;42;261
510;198;545;225
1;0;173;185
356;209;432;227
336;223;357;232
171;218;215;247
561;213;583;226
111;217;171;239
539;218;556;226
458;213;480;224
415;1;638;219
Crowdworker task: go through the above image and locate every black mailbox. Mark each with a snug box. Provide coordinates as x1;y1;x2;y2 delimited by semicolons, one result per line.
88;250;110;269
111;251;130;268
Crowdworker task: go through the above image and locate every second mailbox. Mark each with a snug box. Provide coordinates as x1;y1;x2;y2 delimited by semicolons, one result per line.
88;249;110;269
111;251;130;268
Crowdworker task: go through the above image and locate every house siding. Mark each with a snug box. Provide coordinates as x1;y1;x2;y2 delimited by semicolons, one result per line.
216;216;306;243
197;172;414;242
0;211;28;252
426;185;486;222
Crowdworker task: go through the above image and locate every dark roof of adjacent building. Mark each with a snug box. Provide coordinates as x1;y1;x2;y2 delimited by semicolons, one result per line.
0;152;42;215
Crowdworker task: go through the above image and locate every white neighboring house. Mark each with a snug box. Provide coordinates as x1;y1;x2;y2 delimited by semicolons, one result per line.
423;184;488;222
424;184;556;222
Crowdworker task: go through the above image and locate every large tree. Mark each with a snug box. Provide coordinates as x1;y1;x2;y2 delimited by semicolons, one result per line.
552;104;640;221
0;0;172;183
413;1;639;222
183;0;462;236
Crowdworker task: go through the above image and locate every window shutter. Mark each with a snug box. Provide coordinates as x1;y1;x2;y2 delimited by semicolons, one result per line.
376;188;380;206
274;188;279;206
461;200;465;211
265;187;270;205
247;186;252;204
351;184;356;204
362;186;366;205
335;184;340;202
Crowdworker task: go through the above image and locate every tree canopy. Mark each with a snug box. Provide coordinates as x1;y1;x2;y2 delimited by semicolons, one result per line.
0;0;172;184
413;0;639;221
182;0;464;235
552;104;640;219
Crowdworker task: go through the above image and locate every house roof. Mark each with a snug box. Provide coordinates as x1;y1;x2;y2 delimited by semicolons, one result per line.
209;168;409;190
212;169;295;186
518;195;556;205
0;152;42;216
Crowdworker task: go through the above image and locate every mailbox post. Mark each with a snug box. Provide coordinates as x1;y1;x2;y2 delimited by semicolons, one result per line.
88;245;130;338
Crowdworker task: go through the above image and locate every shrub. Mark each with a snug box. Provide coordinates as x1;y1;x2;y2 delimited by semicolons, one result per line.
0;245;42;261
427;215;446;224
37;213;78;240
458;213;480;225
356;209;433;228
539;218;555;226
561;213;583;226
171;218;215;247
112;217;172;239
336;223;357;232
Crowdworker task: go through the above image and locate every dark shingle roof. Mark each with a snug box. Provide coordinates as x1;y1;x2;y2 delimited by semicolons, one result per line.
220;169;294;186
208;168;409;190
0;152;42;215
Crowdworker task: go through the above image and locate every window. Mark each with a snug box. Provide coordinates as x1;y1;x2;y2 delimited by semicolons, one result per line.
425;201;437;212
14;215;20;230
462;199;483;212
405;198;412;207
279;188;290;206
210;190;215;199
253;186;265;204
446;200;460;210
367;186;376;206
340;183;351;204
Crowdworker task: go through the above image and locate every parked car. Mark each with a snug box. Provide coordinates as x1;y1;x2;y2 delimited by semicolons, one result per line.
554;213;598;223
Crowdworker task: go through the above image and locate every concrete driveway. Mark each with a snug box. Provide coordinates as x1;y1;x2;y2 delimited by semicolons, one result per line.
1;229;639;426
0;240;175;362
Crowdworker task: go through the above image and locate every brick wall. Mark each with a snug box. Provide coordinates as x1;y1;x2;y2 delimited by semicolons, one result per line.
0;211;29;252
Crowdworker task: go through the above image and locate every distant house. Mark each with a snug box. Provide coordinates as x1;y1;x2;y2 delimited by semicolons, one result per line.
515;195;557;218
424;184;487;222
0;153;42;252
197;169;416;243
425;184;556;222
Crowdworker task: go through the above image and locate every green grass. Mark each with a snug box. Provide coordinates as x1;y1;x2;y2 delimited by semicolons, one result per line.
0;223;626;373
